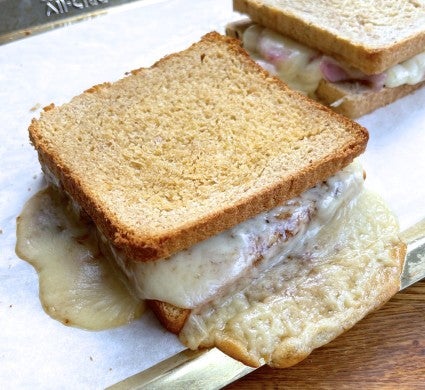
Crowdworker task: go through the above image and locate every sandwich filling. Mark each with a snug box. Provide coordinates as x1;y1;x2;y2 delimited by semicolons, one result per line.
43;161;364;311
242;24;425;95
110;162;364;309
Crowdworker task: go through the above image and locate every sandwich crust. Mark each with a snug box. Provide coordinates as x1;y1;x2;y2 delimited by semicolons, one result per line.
147;300;190;334
234;0;425;74
316;79;425;118
29;32;367;262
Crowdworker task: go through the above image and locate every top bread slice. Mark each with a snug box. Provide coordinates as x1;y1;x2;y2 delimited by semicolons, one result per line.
29;32;367;262
234;0;425;75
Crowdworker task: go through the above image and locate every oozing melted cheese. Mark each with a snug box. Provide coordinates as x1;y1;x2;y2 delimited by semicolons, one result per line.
38;161;364;312
243;24;425;93
15;187;144;330
104;163;364;309
243;24;322;95
16;162;402;366
18;162;364;328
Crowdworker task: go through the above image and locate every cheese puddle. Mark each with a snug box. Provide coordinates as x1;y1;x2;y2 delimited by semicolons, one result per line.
16;187;144;330
243;24;425;93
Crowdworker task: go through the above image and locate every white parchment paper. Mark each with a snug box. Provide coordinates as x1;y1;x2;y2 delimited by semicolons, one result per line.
0;1;424;388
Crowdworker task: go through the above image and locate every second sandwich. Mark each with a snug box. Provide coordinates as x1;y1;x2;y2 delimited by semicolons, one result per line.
228;0;425;118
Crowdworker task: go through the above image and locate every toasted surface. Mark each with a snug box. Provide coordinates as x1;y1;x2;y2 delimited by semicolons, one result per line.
147;300;190;334
29;32;367;262
316;79;425;118
234;0;425;74
179;189;405;367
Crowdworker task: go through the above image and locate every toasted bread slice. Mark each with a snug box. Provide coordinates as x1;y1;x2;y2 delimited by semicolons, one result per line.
29;32;367;262
316;79;425;118
233;0;425;75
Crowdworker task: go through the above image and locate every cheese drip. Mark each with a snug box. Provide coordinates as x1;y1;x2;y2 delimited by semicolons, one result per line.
15;187;144;330
39;162;364;311
243;24;425;93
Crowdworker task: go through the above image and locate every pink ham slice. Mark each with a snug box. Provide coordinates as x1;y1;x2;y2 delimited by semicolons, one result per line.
320;56;387;91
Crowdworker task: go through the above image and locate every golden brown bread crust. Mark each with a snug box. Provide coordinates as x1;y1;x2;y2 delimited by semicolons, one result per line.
316;79;425;119
29;32;367;262
147;300;190;334
233;0;425;75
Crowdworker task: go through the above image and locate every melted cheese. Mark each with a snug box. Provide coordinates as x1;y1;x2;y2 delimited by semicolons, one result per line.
16;161;402;367
180;190;403;367
385;53;425;87
107;162;364;309
23;162;364;320
15;187;144;330
243;25;322;95
243;24;425;92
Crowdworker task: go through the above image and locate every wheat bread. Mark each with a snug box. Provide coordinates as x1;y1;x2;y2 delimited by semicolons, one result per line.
148;300;190;334
234;0;425;75
316;79;425;118
29;32;367;262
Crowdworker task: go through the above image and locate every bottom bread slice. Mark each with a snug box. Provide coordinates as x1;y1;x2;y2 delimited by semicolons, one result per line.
316;79;425;118
152;189;405;368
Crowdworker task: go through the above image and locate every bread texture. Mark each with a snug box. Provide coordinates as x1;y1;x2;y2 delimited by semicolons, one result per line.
233;0;425;74
29;32;367;262
148;300;189;334
179;189;406;367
